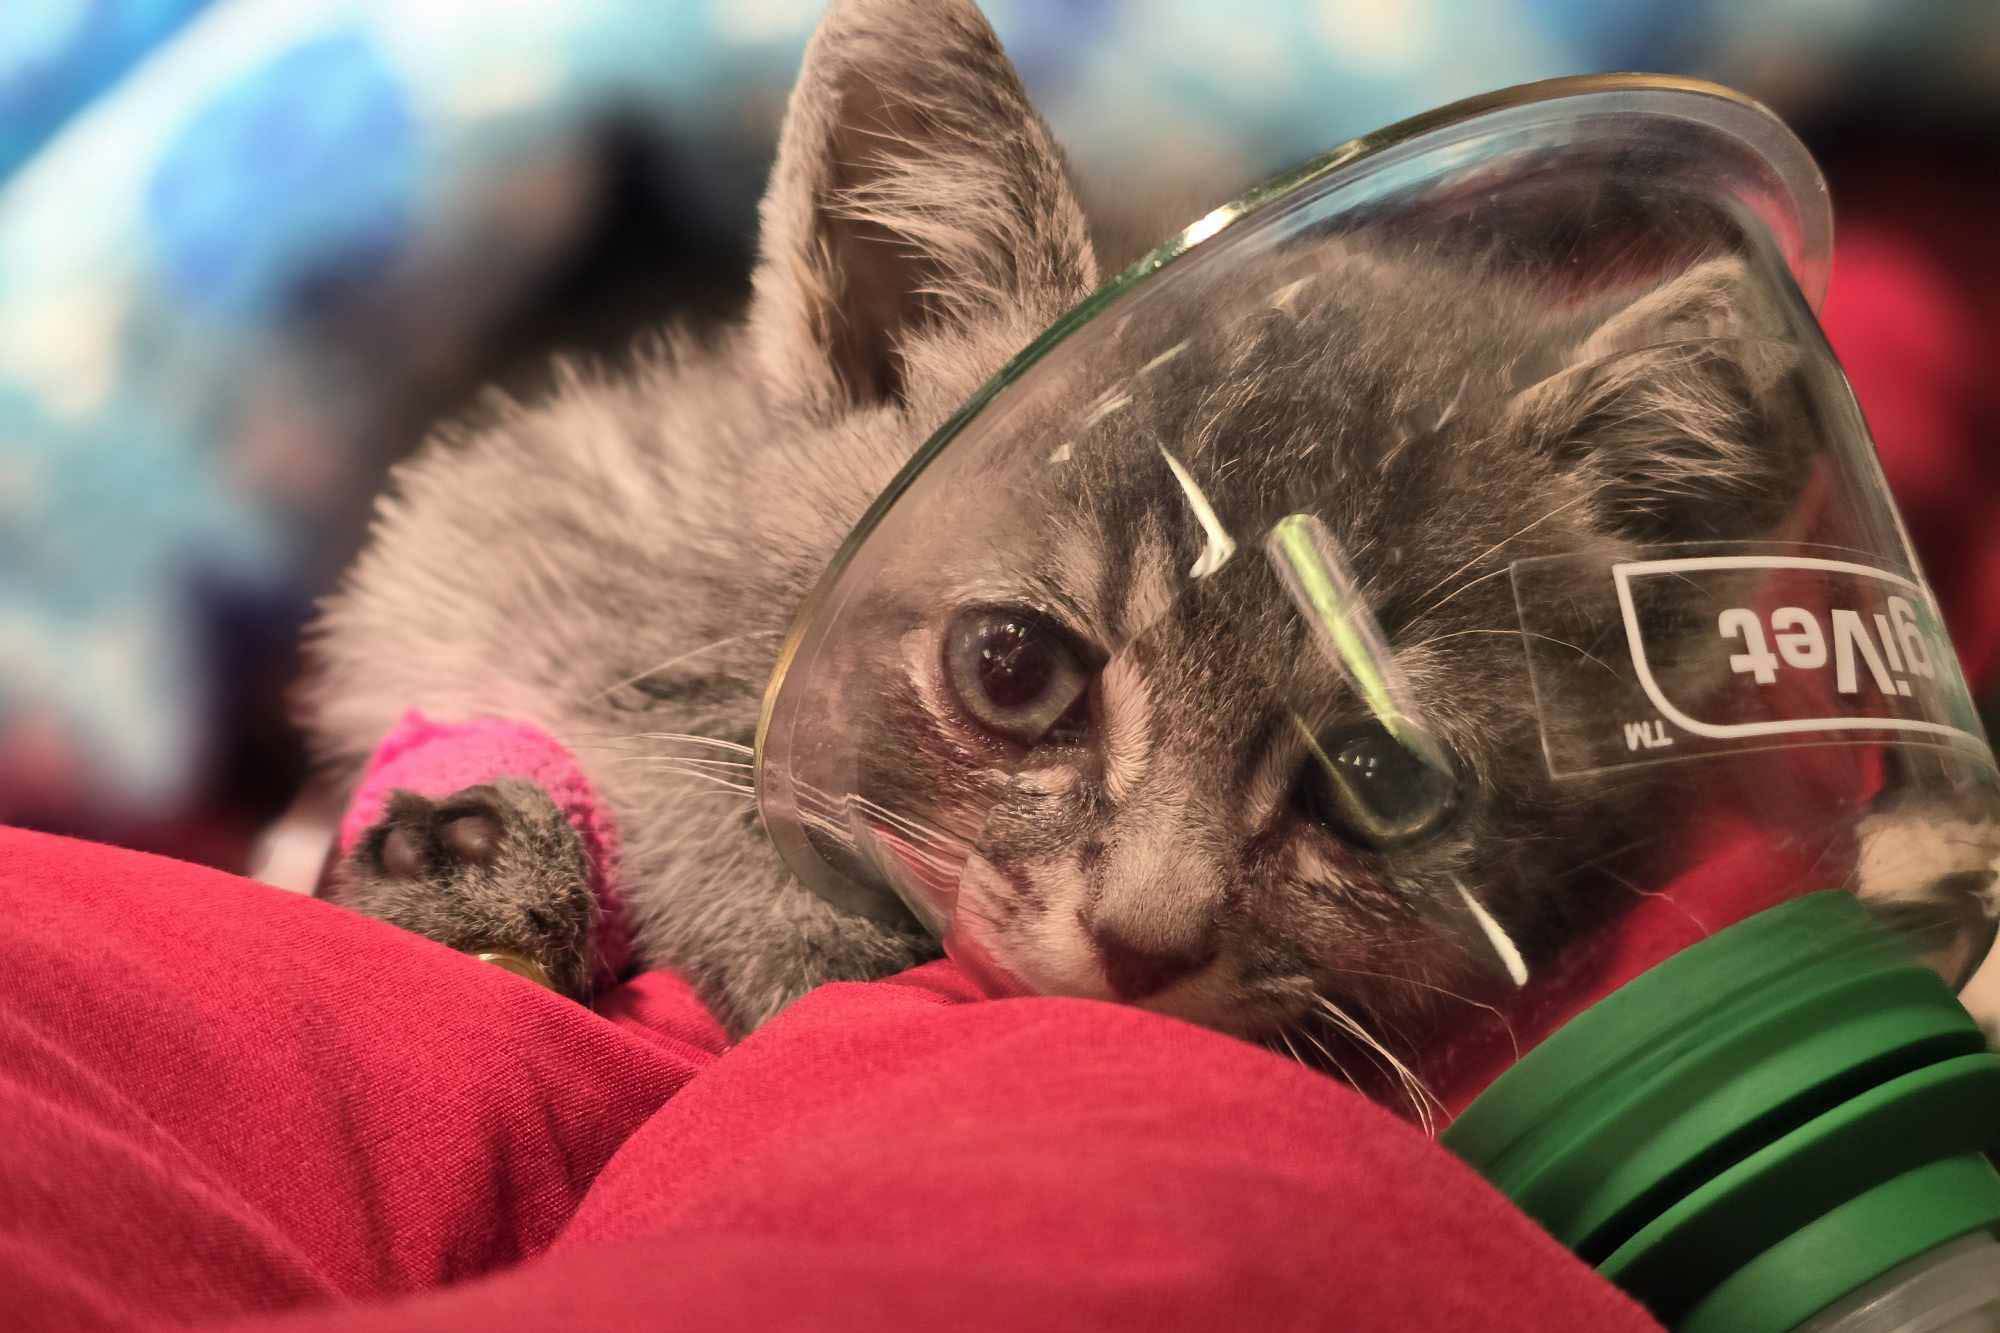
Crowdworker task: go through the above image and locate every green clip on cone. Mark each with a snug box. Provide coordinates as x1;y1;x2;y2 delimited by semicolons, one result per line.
1444;893;2000;1331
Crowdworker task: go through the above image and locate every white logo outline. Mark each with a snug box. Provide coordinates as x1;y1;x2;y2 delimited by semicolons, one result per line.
1611;554;1983;747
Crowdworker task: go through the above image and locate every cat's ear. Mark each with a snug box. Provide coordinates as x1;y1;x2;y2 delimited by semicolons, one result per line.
1507;257;1802;540
749;0;1098;412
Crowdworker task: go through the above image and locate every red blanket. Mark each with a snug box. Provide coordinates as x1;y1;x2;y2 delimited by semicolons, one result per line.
0;827;1658;1330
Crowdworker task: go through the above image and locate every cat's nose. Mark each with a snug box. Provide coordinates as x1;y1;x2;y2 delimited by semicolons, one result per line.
1089;924;1214;1001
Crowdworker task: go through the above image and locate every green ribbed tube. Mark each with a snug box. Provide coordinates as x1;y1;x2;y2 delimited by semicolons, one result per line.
1444;892;2000;1331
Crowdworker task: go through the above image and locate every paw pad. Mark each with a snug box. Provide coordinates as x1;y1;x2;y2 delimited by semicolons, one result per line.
372;790;506;879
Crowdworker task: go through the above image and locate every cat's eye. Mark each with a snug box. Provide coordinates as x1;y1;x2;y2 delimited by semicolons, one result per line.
942;607;1092;747
1299;721;1458;849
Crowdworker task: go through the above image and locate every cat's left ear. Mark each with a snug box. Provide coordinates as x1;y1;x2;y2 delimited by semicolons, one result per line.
1507;257;1802;540
748;0;1099;413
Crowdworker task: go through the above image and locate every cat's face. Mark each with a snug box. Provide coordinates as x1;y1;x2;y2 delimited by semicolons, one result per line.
814;246;1737;1046
747;0;1795;1060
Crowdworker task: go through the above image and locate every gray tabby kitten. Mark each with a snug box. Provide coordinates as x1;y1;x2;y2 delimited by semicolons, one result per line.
304;0;1994;1058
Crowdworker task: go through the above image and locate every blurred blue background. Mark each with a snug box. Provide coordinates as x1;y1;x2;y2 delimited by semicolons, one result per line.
2;0;1997;867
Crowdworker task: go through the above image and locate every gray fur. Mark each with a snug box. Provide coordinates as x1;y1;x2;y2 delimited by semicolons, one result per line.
306;0;1095;1034
784;238;1823;1066
305;0;1998;1068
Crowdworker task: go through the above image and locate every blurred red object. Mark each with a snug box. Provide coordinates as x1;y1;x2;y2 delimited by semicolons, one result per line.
1821;165;2000;694
0;826;1659;1331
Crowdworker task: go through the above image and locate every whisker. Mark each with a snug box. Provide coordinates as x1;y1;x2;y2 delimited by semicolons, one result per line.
787;780;970;858
870;831;959;874
1276;1029;1311;1069
638;765;756;795
796;814;855;848
788;790;967;879
1398;625;1516;653
1315;996;1440;1137
637;732;754;754
1408;491;1595;620
1329;965;1520;1065
588;631;780;703
792;793;850;829
1522;631;1622;682
851;798;968;853
1599;864;1712;936
570;730;757;759
1402;626;1625;685
603;752;751;773
1565;834;1664;871
1289;1022;1357;1088
1414;565;1514;621
608;763;751;797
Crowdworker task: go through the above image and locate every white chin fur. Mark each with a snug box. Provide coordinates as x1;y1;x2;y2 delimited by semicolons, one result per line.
955;854;1109;999
956;855;1262;1031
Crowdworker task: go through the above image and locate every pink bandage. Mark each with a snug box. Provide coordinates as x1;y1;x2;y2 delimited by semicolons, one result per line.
339;711;630;985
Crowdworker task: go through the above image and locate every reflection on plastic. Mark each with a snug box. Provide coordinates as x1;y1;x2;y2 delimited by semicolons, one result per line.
1267;513;1454;779
755;76;2000;1127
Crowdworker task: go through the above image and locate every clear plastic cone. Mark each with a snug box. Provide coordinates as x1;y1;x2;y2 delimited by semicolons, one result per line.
756;75;1999;1120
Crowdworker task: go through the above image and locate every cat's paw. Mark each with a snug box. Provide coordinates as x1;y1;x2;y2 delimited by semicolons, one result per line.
332;778;599;1000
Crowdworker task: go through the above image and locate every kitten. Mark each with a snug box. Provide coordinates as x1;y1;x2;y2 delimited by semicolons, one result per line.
303;0;1998;1066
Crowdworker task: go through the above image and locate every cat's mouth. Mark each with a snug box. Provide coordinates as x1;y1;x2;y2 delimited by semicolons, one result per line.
945;854;1300;1034
869;828;1366;1041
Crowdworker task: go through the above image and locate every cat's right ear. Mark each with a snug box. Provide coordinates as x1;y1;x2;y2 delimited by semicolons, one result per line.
1505;257;1804;541
748;0;1098;414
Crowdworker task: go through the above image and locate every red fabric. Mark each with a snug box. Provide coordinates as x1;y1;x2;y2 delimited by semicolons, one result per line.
1823;215;2000;691
0;826;1659;1331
